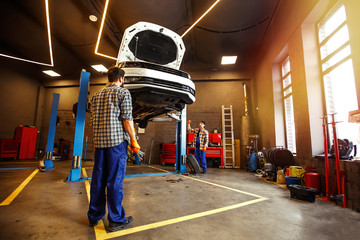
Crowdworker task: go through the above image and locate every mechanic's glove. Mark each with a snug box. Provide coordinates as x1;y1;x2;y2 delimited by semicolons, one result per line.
187;120;191;125
202;147;207;151
130;139;140;153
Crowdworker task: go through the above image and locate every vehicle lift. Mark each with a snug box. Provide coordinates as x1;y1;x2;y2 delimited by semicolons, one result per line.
43;93;60;169
66;70;91;182
65;70;187;182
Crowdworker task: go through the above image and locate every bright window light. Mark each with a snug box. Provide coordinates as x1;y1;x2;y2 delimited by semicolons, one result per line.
221;56;237;65
91;64;108;72
43;70;60;77
318;4;359;150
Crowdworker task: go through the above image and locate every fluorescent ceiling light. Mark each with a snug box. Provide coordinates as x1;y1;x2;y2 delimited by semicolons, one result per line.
0;0;54;67
181;0;221;38
221;56;237;65
89;15;98;22
43;70;60;77
95;0;117;60
91;64;108;72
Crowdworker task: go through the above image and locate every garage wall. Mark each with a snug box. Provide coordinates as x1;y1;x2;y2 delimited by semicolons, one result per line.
0;65;41;140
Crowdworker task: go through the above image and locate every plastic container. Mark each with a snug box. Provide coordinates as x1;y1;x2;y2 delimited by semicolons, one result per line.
289;166;305;178
285;176;301;187
304;172;321;192
288;184;317;203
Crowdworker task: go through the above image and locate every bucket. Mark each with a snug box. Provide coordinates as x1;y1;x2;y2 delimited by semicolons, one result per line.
304;172;321;192
285;176;301;187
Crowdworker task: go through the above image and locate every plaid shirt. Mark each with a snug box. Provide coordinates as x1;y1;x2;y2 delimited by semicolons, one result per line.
188;128;209;150
91;83;133;148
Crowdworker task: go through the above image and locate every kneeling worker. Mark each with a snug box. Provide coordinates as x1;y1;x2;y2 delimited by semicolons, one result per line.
187;120;209;173
88;66;140;232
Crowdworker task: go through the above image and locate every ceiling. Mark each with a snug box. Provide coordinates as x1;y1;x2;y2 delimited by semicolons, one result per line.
0;0;280;82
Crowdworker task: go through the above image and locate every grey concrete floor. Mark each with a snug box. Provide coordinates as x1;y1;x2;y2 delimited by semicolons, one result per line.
0;158;359;240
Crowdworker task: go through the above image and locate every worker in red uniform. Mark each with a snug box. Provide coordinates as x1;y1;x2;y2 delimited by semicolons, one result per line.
88;66;140;232
187;120;209;173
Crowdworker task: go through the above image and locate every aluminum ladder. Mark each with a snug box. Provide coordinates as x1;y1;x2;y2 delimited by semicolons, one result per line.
222;105;235;168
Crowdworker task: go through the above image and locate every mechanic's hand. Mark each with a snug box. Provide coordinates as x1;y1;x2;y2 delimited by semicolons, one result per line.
202;147;207;151
130;139;140;153
187;120;191;125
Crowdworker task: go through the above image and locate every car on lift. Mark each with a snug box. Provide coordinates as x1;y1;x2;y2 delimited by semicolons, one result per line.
116;21;195;128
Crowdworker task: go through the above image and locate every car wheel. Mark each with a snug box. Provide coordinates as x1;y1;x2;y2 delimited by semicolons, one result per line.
186;154;201;174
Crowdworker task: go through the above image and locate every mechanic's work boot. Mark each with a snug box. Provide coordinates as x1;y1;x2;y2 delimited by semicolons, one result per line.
109;216;133;232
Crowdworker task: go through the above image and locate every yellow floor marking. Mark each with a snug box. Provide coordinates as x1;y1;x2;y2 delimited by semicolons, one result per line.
82;166;269;240
101;198;267;240
183;175;267;199
0;169;39;206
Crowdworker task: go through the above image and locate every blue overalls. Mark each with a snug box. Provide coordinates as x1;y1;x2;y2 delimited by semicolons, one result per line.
87;141;128;224
195;133;207;172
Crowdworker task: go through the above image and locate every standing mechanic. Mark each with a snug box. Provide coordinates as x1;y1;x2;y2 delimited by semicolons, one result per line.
187;120;209;174
87;66;140;232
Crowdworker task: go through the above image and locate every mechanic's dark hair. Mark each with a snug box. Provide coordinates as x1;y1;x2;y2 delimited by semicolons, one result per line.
107;66;125;82
200;121;205;125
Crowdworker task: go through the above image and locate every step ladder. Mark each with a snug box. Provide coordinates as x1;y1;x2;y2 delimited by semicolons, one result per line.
222;105;235;168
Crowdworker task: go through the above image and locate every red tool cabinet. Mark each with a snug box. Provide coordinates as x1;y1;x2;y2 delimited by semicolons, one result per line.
0;140;19;159
15;126;38;159
160;144;177;164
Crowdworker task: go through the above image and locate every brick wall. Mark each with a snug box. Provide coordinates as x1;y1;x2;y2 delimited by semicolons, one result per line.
53;110;94;161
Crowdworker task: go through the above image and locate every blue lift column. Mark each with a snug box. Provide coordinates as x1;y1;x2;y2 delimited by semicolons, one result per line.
44;93;60;169
66;71;90;182
176;105;187;174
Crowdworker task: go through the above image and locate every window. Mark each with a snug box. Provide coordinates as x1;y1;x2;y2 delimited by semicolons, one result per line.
318;5;358;145
281;57;296;153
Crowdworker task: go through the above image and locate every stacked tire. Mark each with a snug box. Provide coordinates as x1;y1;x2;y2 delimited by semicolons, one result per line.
266;148;295;169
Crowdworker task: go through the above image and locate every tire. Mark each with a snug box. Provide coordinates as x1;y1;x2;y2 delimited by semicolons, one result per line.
186;154;201;174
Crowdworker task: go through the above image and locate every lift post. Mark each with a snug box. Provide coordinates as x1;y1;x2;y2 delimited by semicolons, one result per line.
66;71;90;182
44;93;60;169
176;105;187;174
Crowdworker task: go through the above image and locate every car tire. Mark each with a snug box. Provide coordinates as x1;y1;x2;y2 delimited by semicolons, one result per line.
186;154;201;174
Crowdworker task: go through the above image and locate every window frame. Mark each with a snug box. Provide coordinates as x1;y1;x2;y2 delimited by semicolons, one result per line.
280;56;296;153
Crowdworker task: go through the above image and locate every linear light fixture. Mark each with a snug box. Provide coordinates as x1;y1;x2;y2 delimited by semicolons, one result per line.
43;70;60;77
91;64;108;72
95;0;117;60
221;56;237;65
0;0;54;66
181;0;221;38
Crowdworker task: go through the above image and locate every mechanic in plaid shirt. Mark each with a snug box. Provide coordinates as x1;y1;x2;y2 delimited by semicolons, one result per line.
187;120;209;173
87;66;140;232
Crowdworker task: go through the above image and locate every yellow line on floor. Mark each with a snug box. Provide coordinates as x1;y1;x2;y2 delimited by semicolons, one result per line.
142;164;171;173
0;169;39;206
100;198;267;240
82;167;268;240
184;176;268;198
